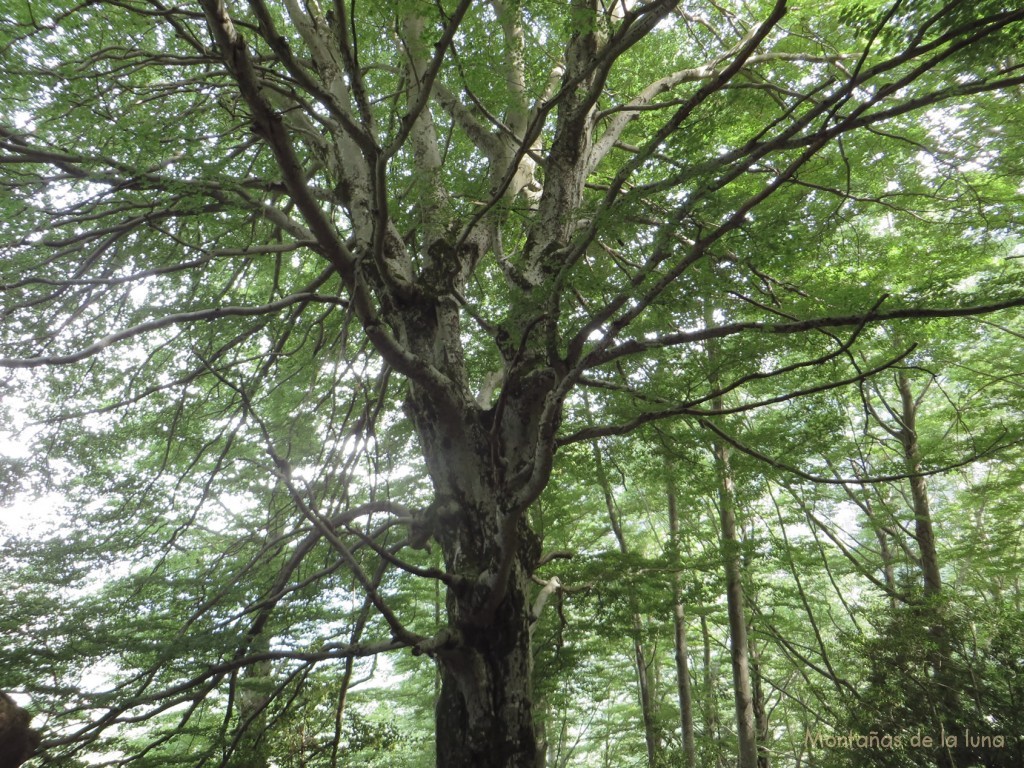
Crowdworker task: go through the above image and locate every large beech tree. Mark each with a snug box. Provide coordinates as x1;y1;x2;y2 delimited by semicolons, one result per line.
2;1;1023;767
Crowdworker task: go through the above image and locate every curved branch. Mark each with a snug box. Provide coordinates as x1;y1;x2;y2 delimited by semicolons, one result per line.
698;415;1011;486
585;294;1024;370
0;285;342;369
561;343;916;445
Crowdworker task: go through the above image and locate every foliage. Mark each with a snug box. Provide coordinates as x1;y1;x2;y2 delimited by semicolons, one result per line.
831;598;1024;768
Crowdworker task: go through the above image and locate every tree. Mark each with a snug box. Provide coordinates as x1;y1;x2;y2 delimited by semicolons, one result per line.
2;1;1024;767
0;692;39;768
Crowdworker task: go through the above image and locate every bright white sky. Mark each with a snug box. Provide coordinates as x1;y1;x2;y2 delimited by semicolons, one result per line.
0;396;68;541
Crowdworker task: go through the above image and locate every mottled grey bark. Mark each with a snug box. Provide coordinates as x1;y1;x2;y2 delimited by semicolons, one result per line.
407;393;543;768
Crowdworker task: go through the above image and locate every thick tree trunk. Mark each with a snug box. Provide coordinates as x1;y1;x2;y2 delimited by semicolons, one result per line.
422;452;540;767
403;376;544;768
433;568;537;768
430;510;539;768
0;693;39;768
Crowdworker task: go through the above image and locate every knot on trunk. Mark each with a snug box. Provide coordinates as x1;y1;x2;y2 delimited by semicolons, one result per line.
412;626;463;658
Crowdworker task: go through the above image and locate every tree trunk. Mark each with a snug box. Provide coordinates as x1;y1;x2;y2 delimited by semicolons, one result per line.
592;441;660;767
431;511;538;768
233;512;280;768
873;519;899;610
705;309;758;768
713;437;759;768
666;464;698;768
896;372;954;768
392;224;555;768
897;372;942;597
232;641;271;768
750;637;770;768
742;525;770;768
434;592;536;768
414;420;540;768
700;613;727;768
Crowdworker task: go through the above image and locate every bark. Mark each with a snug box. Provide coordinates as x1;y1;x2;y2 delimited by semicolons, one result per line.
897;372;942;597
742;526;769;768
750;637;770;768
896;372;954;768
392;273;555;768
706;307;758;768
534;712;547;768
407;398;542;768
700;613;727;768
875;524;899;609
666;465;697;768
0;693;39;768
632;635;660;768
367;6;562;763
713;437;759;768
232;665;271;768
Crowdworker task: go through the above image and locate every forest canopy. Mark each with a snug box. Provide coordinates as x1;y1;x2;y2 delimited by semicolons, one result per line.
1;1;1023;767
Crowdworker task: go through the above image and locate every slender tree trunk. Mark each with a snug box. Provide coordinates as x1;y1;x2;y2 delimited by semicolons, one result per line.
233;511;281;768
551;708;571;768
896;372;954;768
700;613;727;768
704;292;758;768
632;632;660;768
592;442;661;767
873;522;899;609
534;710;547;768
897;372;942;597
749;637;770;768
713;437;759;768
666;464;697;768
331;594;377;768
232;638;271;768
741;524;770;768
